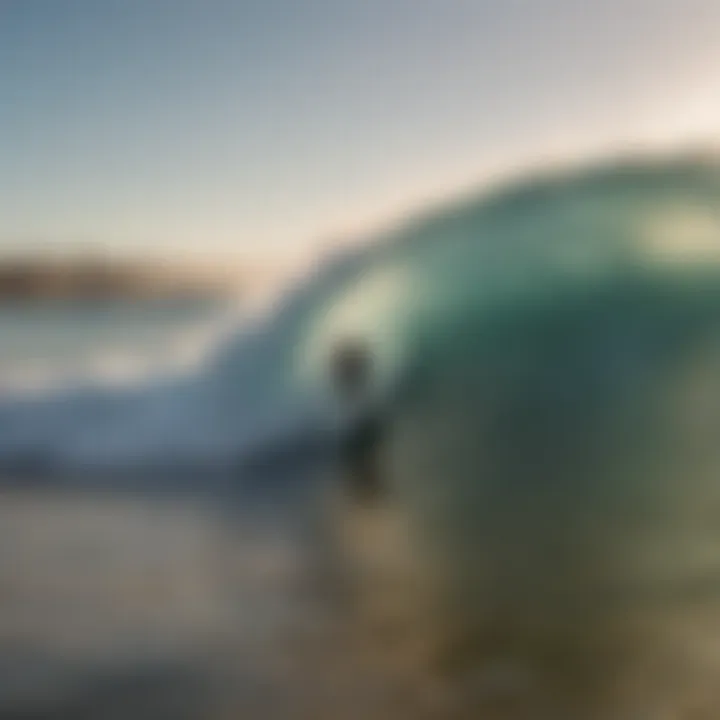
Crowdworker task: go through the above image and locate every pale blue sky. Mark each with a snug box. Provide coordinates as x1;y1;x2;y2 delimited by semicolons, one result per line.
2;0;720;265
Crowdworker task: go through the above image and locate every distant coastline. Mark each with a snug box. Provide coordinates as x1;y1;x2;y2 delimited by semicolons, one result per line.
0;258;239;301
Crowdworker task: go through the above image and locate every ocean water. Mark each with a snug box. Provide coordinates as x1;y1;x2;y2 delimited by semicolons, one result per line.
5;153;720;717
0;299;227;390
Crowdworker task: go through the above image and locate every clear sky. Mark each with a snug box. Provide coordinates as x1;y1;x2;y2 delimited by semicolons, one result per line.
2;0;720;266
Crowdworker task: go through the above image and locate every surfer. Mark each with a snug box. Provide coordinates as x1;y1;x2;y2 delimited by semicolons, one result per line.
329;339;385;505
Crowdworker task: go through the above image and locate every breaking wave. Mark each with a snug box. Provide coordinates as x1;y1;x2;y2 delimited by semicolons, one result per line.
3;151;720;477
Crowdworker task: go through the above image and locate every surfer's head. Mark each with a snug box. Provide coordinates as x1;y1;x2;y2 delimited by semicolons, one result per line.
329;338;373;403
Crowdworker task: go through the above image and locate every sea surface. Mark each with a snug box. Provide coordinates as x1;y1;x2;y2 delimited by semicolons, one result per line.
0;298;228;391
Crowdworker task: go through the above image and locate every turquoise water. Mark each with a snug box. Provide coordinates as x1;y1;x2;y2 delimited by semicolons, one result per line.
292;155;720;402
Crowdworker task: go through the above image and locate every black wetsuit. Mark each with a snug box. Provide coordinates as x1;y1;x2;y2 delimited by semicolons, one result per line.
339;410;385;504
